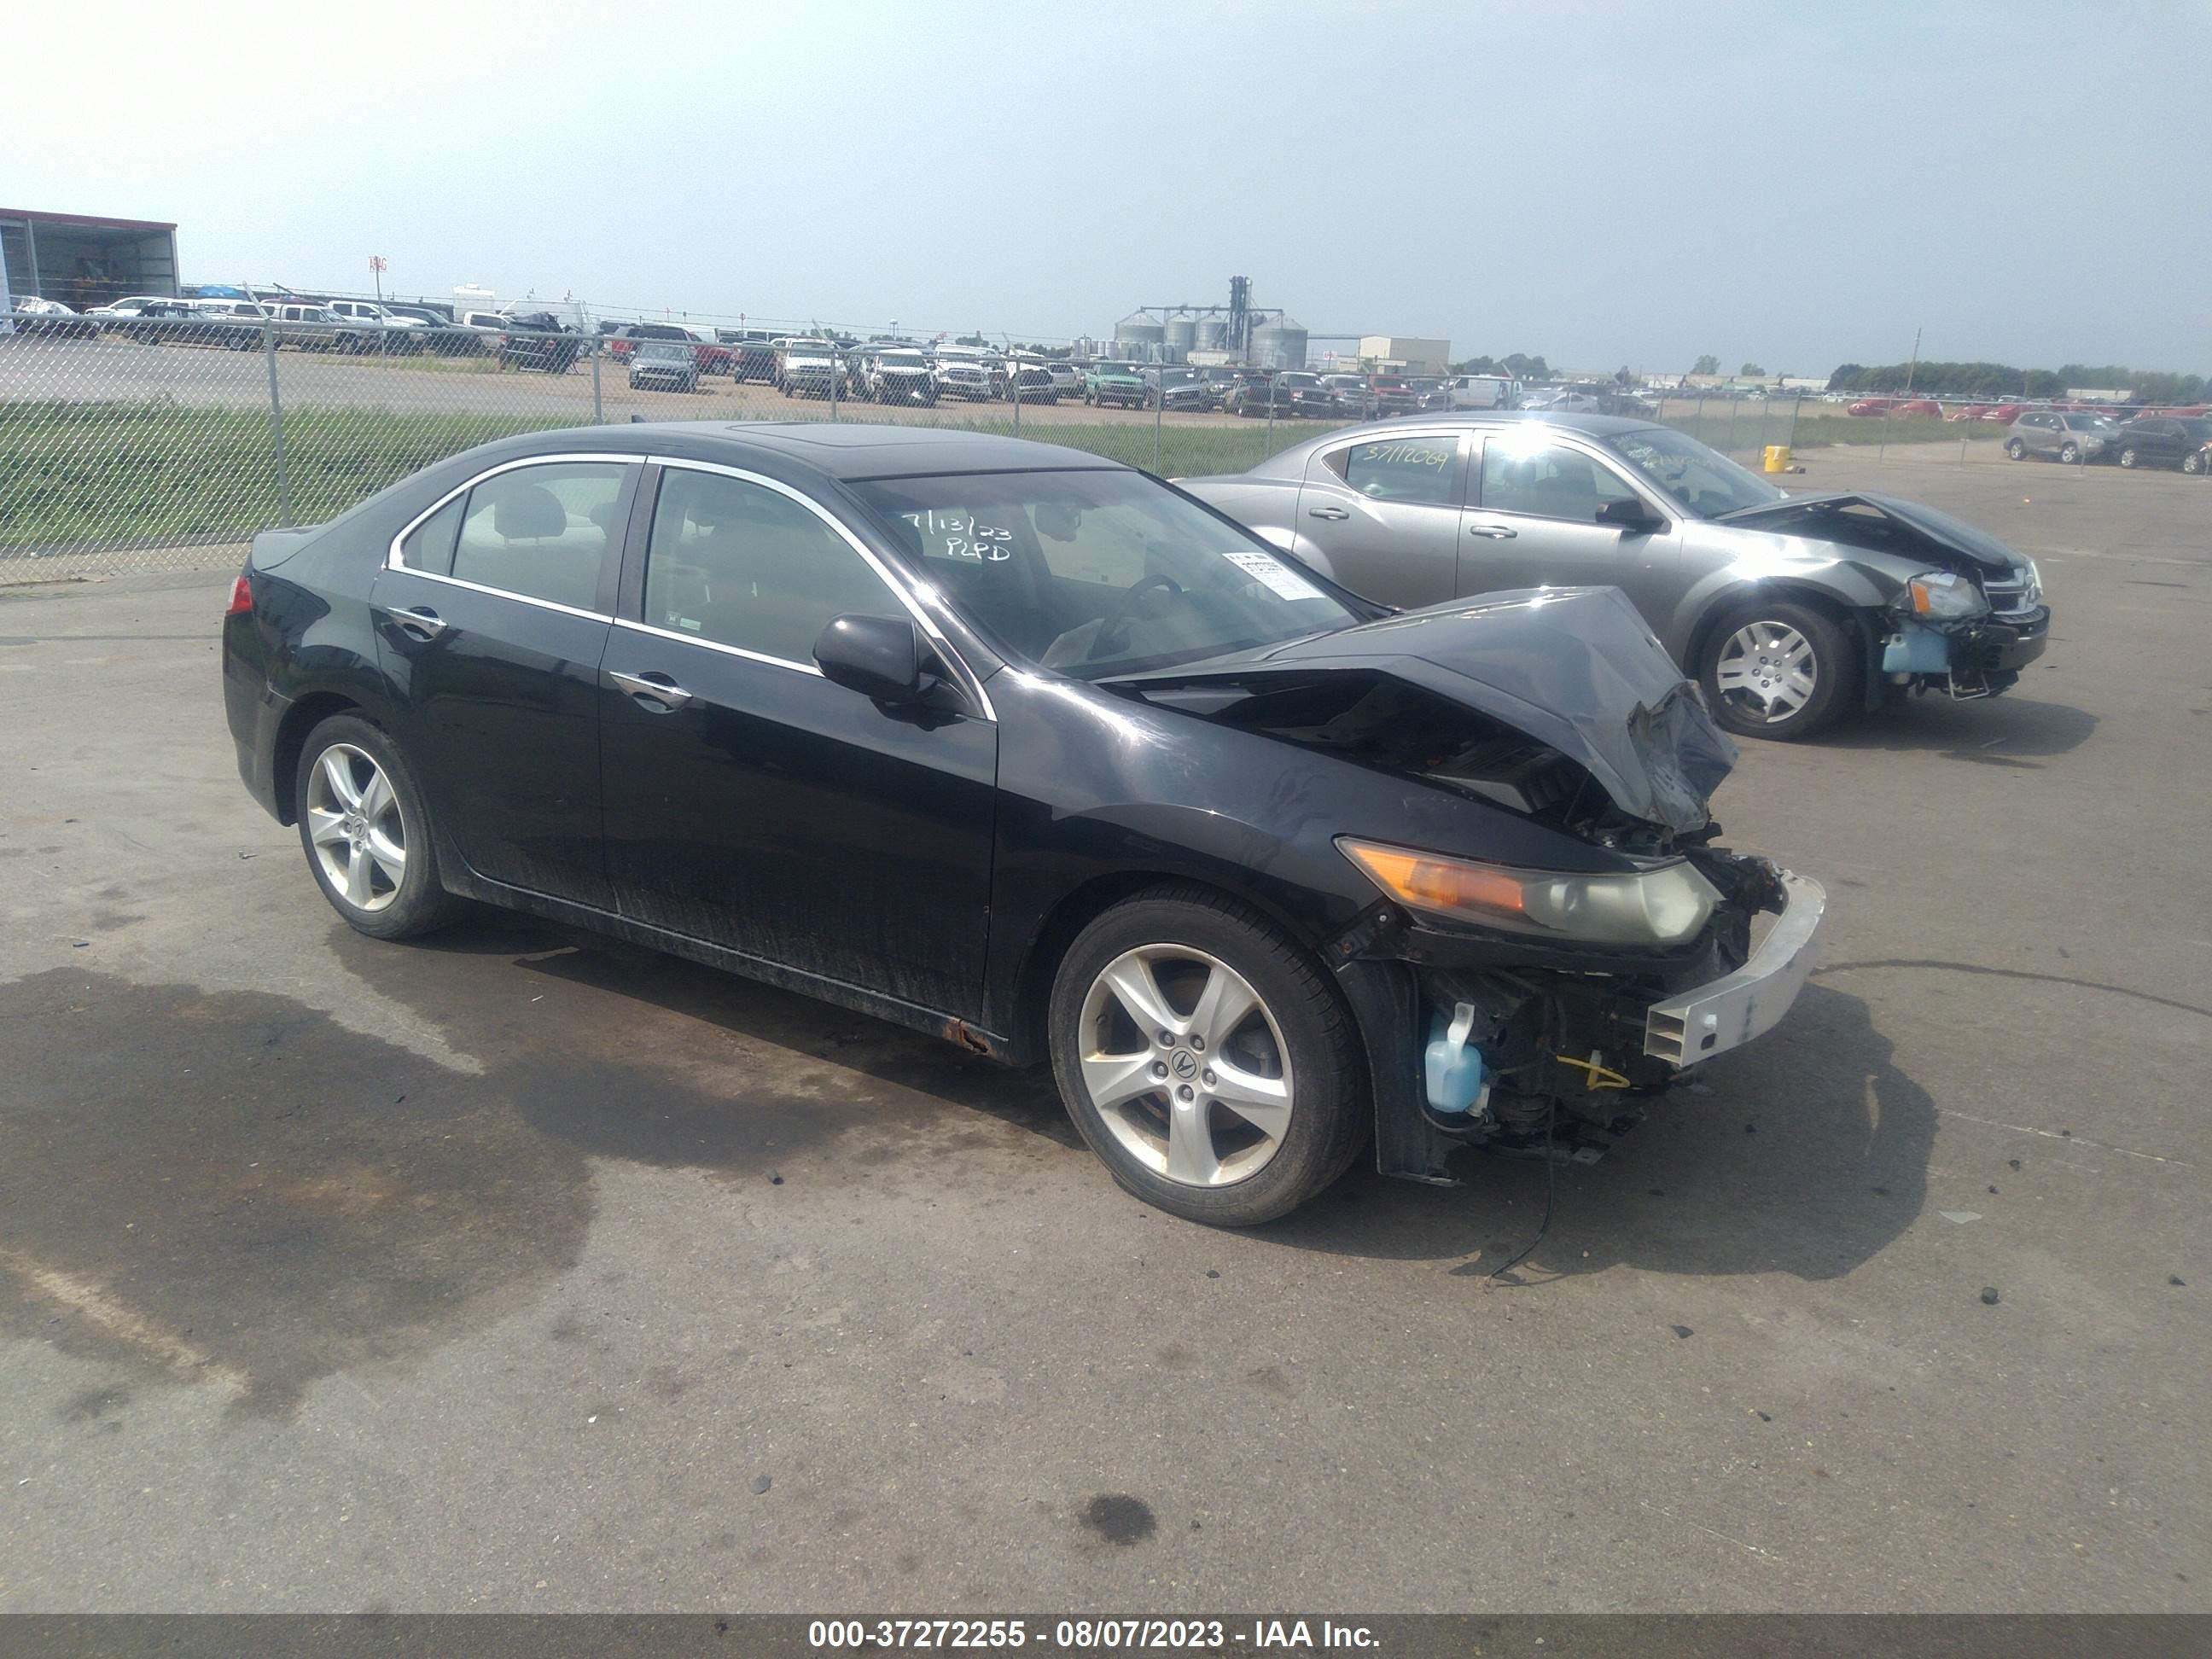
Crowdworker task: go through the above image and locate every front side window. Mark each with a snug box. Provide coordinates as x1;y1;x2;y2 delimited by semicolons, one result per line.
1336;436;1462;505
1604;425;1780;518
643;469;899;667
1481;439;1644;523
450;462;626;610
853;469;1363;679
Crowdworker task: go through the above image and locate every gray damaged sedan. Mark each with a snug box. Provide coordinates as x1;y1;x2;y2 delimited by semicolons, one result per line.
1180;413;2052;740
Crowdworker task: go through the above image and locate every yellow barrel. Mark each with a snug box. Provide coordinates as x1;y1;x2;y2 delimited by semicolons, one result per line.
1763;444;1791;474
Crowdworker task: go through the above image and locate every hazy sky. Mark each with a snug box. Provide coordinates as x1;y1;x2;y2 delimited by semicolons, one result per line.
12;0;2209;374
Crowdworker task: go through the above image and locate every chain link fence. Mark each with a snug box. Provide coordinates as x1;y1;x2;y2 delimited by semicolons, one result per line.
7;311;2203;586
0;315;1350;584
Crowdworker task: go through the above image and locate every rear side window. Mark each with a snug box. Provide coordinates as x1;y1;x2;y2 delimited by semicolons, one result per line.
399;494;465;576
643;469;899;667
1336;436;1461;505
449;462;627;610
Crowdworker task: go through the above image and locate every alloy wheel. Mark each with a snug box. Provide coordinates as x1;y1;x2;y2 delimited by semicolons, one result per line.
1714;620;1819;725
304;743;408;912
1075;945;1294;1188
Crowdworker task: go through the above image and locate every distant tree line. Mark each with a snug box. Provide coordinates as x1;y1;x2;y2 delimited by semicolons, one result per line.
1447;352;1551;380
1827;360;2209;400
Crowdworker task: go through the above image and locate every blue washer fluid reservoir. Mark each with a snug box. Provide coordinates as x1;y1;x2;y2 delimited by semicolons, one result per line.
1424;1002;1490;1116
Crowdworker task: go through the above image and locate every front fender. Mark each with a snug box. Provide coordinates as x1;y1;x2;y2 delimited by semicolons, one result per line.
1670;536;1901;666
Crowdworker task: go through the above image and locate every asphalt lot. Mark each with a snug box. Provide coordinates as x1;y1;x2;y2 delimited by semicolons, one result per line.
0;449;2206;1613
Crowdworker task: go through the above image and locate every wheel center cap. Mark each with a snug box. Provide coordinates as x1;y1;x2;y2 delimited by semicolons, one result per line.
1170;1051;1198;1080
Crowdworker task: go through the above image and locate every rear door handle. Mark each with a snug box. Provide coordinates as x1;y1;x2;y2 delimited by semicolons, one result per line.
608;669;694;710
380;603;450;640
1464;523;1519;539
1307;505;1351;521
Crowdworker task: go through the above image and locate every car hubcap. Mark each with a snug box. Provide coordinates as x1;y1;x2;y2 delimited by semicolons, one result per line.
1714;622;1818;724
1076;945;1293;1188
305;743;407;912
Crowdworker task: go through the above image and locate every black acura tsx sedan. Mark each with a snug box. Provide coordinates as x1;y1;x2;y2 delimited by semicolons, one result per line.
222;422;1825;1225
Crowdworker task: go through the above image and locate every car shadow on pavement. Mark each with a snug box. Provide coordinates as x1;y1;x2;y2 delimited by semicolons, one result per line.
333;911;1080;1153
335;917;1930;1284
1822;691;2096;762
1254;982;1934;1283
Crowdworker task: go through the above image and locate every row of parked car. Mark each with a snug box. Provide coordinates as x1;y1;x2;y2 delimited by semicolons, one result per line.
2000;409;2212;472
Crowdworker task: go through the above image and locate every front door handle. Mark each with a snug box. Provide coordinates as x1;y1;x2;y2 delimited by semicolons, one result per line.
380;603;450;640
608;669;694;710
1464;522;1519;539
1307;505;1351;521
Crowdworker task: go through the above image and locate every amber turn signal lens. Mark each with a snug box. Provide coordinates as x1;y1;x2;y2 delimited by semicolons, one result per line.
1338;840;1528;921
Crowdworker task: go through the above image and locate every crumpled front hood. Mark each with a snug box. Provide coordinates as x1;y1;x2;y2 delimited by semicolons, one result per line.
1124;587;1738;834
1719;492;2024;571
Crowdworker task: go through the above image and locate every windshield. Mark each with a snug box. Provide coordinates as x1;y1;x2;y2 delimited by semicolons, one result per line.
2062;413;2115;429
2178;419;2212;441
1279;373;1321;388
852;469;1361;680
637;342;690;361
1605;424;1784;518
878;352;926;369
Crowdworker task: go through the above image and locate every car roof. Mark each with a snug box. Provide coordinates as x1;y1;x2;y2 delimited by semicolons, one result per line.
496;421;1132;484
1240;410;1661;478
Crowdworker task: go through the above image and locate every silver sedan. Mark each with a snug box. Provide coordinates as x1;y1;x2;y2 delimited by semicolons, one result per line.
1179;412;2052;740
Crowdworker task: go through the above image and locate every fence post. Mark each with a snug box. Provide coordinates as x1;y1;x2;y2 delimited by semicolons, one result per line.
1753;394;1769;463
1786;393;1802;454
262;321;294;527
1263;394;1274;473
831;346;841;422
1878;405;1893;463
1959;406;1970;467
1154;375;1166;474
591;346;602;424
1012;358;1021;439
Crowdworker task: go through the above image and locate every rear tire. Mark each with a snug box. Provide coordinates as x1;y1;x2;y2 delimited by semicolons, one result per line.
1697;599;1853;742
2005;438;2026;460
1048;886;1365;1227
2184;450;2207;476
2058;441;2081;464
293;714;463;940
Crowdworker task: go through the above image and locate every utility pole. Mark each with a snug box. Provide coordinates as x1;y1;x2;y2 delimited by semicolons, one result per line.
370;256;388;364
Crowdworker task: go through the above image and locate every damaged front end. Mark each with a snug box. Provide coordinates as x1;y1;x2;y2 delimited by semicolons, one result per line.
1720;492;2052;703
1109;586;1826;1181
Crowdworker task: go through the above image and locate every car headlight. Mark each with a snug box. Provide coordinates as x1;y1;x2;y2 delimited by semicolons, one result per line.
1895;569;1990;620
1337;838;1722;946
2082;435;2106;452
2022;559;2043;606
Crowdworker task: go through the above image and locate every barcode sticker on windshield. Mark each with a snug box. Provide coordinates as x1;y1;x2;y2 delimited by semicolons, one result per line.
1225;549;1324;602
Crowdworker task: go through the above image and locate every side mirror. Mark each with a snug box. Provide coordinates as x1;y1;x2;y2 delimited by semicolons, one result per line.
814;614;930;703
1597;497;1665;533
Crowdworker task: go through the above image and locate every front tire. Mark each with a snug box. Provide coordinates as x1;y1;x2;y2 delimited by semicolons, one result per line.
1697;600;1853;742
2058;440;2081;464
2005;438;2026;460
294;714;461;940
2118;446;2139;469
2184;450;2207;475
1048;886;1366;1227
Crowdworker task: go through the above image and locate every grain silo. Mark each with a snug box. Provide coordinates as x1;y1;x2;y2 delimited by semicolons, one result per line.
1249;315;1307;370
1114;309;1166;361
